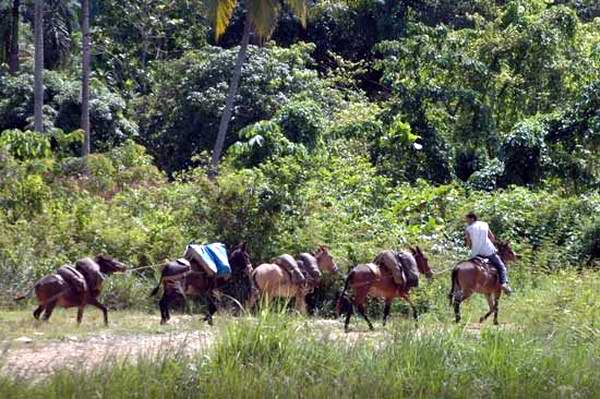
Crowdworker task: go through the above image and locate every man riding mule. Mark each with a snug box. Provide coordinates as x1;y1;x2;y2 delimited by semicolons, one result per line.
15;255;127;325
248;246;338;313
449;238;517;325
150;242;253;325
464;211;512;295
337;246;433;332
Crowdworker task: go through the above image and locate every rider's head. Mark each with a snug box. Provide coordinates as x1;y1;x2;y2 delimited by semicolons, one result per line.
465;211;478;225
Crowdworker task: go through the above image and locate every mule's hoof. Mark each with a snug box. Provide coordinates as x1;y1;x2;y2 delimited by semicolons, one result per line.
160;320;167;325
479;318;485;323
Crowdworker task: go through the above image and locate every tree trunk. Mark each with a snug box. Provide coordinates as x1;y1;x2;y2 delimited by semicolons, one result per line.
33;0;44;132
81;0;91;155
8;0;20;74
209;16;252;179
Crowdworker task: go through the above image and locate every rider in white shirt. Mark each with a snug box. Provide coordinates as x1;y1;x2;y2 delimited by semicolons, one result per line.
464;212;512;295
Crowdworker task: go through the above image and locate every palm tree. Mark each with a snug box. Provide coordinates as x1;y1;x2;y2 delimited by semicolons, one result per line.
33;0;44;132
207;0;308;177
81;0;91;155
8;0;20;74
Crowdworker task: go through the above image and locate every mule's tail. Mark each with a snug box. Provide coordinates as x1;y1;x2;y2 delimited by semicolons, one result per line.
336;271;354;317
14;286;34;301
149;276;163;297
448;267;459;306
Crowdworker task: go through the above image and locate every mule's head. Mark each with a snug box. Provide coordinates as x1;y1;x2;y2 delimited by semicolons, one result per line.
315;245;338;274
95;254;127;275
411;246;433;279
230;241;253;275
496;241;517;264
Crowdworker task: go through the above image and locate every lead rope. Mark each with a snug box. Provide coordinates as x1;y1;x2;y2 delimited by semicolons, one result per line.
432;266;455;276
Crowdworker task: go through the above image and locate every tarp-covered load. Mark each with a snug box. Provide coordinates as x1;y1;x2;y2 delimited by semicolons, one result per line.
184;242;231;277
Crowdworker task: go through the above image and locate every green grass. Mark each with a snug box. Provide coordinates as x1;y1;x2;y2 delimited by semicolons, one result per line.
1;272;599;398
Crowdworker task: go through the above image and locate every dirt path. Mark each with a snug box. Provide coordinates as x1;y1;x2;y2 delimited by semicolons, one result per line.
1;327;214;378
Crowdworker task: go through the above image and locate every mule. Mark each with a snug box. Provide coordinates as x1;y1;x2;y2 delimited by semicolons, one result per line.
248;246;338;314
150;242;253;325
448;241;517;325
15;255;127;325
336;246;433;332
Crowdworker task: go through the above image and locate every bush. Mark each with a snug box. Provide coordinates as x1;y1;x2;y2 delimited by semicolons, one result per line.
581;216;600;264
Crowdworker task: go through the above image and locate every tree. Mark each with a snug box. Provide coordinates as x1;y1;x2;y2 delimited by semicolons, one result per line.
207;0;308;177
81;0;91;155
33;0;44;132
8;0;20;74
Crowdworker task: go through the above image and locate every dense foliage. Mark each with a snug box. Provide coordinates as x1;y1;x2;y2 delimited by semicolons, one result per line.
0;0;599;310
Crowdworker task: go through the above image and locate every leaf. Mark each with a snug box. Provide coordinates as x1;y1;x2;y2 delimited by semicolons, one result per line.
285;0;307;27
205;0;238;40
247;0;281;40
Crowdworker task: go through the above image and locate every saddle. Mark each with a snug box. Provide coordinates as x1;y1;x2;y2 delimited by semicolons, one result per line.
56;264;87;294
469;256;498;278
274;254;306;285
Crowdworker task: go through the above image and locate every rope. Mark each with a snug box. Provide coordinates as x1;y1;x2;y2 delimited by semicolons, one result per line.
126;263;162;273
432;266;455;276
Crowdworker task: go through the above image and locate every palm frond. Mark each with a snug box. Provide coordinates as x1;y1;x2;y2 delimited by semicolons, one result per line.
247;0;281;40
206;0;238;40
284;0;307;27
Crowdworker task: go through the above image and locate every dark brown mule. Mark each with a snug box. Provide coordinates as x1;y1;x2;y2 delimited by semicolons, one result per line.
449;241;517;325
337;247;433;332
150;242;253;325
15;255;127;325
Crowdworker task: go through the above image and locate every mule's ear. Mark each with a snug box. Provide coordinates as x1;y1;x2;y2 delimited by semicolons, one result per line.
409;246;417;255
241;241;247;251
416;246;423;255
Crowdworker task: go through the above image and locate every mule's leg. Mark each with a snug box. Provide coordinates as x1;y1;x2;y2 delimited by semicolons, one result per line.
77;306;85;325
159;292;169;325
89;298;109;326
493;295;500;325
344;303;354;333
246;288;258;311
479;294;496;323
401;294;419;322
453;290;472;324
42;300;57;321
203;294;217;326
33;305;44;320
383;300;392;326
356;303;374;331
453;300;462;323
295;291;308;315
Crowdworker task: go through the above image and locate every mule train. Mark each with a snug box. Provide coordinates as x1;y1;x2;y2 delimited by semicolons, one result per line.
15;240;516;329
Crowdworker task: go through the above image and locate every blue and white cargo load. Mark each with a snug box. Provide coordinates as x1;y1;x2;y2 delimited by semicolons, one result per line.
184;242;231;277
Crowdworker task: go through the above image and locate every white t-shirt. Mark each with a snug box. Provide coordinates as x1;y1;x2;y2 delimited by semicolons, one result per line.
466;221;497;257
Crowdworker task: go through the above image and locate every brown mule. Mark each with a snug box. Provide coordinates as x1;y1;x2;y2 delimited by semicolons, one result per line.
449;241;517;325
337;246;433;332
150;242;253;325
248;246;338;314
15;255;127;325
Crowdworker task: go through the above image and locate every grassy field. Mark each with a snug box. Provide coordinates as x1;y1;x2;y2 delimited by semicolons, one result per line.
0;271;599;398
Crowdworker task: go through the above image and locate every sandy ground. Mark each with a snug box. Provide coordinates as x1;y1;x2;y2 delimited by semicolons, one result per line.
1;317;214;378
